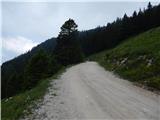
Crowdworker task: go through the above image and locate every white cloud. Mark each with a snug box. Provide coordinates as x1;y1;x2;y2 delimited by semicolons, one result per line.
2;36;39;54
2;2;159;63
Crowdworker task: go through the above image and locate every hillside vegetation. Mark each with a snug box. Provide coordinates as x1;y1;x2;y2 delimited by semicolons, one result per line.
2;18;83;120
1;2;160;120
2;3;160;99
1;67;66;120
90;27;160;90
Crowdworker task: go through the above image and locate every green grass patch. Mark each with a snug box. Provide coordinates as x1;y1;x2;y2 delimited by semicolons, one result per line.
89;27;160;90
1;67;66;120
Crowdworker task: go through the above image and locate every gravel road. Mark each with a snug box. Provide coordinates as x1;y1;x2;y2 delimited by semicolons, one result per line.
23;62;160;120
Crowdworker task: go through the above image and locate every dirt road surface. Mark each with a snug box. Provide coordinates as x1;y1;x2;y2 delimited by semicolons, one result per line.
23;62;160;120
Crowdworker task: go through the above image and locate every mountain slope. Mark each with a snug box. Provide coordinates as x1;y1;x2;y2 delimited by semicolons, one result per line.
2;37;57;73
90;27;160;90
1;37;57;98
2;3;160;99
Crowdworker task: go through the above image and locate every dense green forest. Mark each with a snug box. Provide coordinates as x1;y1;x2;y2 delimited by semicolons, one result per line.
1;2;160;99
79;2;160;55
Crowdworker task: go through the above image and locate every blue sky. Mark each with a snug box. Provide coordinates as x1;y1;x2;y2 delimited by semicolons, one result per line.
1;1;159;64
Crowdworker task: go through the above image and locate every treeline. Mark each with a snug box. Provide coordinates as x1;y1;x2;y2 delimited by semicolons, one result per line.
2;50;61;98
79;2;160;55
2;19;84;99
1;38;57;98
2;2;160;99
1;38;57;96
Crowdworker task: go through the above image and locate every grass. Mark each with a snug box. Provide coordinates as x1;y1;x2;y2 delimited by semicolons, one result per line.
2;27;160;119
1;67;66;120
89;27;160;90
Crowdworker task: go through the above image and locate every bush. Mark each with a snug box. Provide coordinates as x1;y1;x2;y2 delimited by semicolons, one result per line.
24;49;61;89
146;77;160;89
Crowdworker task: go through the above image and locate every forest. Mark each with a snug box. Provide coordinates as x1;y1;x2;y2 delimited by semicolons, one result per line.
1;2;160;99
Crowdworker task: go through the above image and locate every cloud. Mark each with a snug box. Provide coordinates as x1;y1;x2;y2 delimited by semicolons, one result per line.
2;36;39;54
2;2;159;63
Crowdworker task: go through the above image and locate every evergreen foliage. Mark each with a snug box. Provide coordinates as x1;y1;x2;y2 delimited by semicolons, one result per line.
1;3;160;99
2;49;60;98
24;50;51;89
54;19;84;65
79;3;160;55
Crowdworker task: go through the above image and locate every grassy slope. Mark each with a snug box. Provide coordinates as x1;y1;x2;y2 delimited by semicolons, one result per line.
89;27;160;90
1;68;66;120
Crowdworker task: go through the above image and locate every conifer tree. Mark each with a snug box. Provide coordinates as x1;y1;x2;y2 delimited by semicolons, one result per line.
24;49;51;88
54;19;84;65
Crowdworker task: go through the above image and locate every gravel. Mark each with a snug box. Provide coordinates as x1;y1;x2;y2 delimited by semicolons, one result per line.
22;62;160;120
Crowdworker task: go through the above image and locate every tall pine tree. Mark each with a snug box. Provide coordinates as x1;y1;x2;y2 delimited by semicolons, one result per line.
54;19;84;65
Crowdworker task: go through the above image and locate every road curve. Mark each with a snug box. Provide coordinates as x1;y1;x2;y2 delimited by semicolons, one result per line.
23;62;160;120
